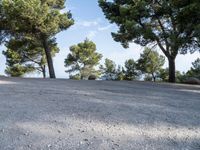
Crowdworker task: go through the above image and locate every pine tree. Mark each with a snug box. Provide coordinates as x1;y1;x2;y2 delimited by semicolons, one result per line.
124;59;138;81
65;39;102;80
2;0;74;78
100;58;117;80
137;48;165;82
3;36;59;78
99;0;200;82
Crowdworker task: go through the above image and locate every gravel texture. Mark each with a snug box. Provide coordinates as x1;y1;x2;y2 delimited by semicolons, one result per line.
0;77;200;150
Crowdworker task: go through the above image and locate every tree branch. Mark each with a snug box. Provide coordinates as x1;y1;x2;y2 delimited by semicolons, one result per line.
22;52;41;65
156;17;170;51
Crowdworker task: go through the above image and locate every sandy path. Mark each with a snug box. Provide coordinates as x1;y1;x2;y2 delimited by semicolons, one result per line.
0;77;200;150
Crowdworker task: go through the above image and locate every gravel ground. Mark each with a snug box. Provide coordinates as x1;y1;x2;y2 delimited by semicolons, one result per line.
0;77;200;150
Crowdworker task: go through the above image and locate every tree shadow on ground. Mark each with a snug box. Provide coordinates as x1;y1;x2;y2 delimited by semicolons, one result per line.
0;78;200;149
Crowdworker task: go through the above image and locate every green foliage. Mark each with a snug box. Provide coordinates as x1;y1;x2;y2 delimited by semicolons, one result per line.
159;68;187;83
5;64;35;77
116;65;124;81
3;36;59;77
69;74;81;80
0;3;8;44
0;5;7;45
99;0;199;52
2;0;74;78
124;59;138;81
100;59;127;81
137;48;165;82
65;39;103;80
175;0;200;54
2;0;74;37
176;71;188;83
99;0;200;82
100;58;117;80
158;68;169;82
186;58;200;79
3;49;35;77
159;58;200;83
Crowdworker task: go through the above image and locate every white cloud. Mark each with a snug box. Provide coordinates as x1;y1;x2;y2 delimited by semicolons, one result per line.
98;25;113;31
82;21;99;27
78;18;101;27
87;31;97;39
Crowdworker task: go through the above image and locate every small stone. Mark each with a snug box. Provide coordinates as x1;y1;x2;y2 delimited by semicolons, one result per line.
0;129;4;133
23;132;29;136
47;144;52;148
78;129;85;133
114;143;120;147
57;130;61;133
58;137;62;141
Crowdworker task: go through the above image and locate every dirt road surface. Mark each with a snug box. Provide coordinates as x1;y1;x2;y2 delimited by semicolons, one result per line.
0;77;200;150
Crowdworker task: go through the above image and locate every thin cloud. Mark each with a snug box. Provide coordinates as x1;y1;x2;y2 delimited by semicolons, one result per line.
98;24;113;31
79;18;101;27
87;31;97;39
82;21;99;27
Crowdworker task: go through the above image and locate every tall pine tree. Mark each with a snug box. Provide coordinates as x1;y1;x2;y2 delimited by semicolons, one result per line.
2;0;74;78
99;0;200;82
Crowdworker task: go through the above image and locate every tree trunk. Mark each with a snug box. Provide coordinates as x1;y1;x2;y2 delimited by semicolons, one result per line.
168;57;176;83
42;38;56;78
42;65;46;78
152;73;156;82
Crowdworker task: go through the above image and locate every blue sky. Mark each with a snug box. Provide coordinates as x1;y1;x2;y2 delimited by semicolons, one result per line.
0;0;199;78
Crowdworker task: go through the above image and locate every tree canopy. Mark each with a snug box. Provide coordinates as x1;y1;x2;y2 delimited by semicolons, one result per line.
137;48;165;82
99;0;200;82
3;36;59;78
65;39;103;80
186;58;200;79
124;59;138;81
1;0;74;78
3;49;35;77
100;58;117;80
0;0;199;81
